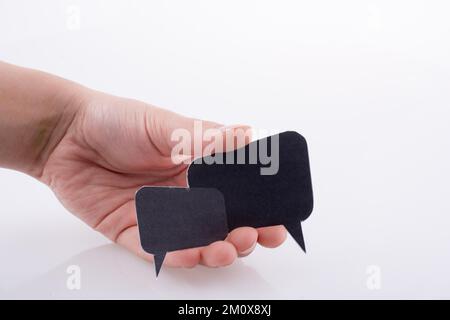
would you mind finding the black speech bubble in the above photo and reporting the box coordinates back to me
[135,187,228,276]
[187,131,313,252]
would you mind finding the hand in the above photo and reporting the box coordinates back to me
[39,89,287,269]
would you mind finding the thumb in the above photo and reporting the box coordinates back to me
[155,108,252,163]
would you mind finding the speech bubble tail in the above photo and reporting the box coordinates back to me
[286,222,306,253]
[154,252,166,277]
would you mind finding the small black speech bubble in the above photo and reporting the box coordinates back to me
[187,131,313,252]
[135,187,228,276]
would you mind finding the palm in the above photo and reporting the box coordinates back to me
[41,93,287,268]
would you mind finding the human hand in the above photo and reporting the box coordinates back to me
[38,89,287,269]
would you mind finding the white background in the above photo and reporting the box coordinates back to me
[1,0,450,299]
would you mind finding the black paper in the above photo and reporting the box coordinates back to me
[135,187,229,276]
[187,131,313,251]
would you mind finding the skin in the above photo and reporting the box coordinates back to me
[0,61,287,269]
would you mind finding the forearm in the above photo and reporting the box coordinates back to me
[0,61,82,178]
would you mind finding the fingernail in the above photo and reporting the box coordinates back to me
[239,242,257,257]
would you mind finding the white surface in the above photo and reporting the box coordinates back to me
[1,0,450,299]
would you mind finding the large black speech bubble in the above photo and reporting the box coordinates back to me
[135,187,228,276]
[187,131,313,252]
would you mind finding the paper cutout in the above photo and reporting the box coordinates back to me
[135,131,313,276]
[188,131,313,252]
[135,187,228,276]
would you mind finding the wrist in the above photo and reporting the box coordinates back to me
[28,81,86,179]
[0,62,87,178]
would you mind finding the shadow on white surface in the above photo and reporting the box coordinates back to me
[9,244,275,299]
